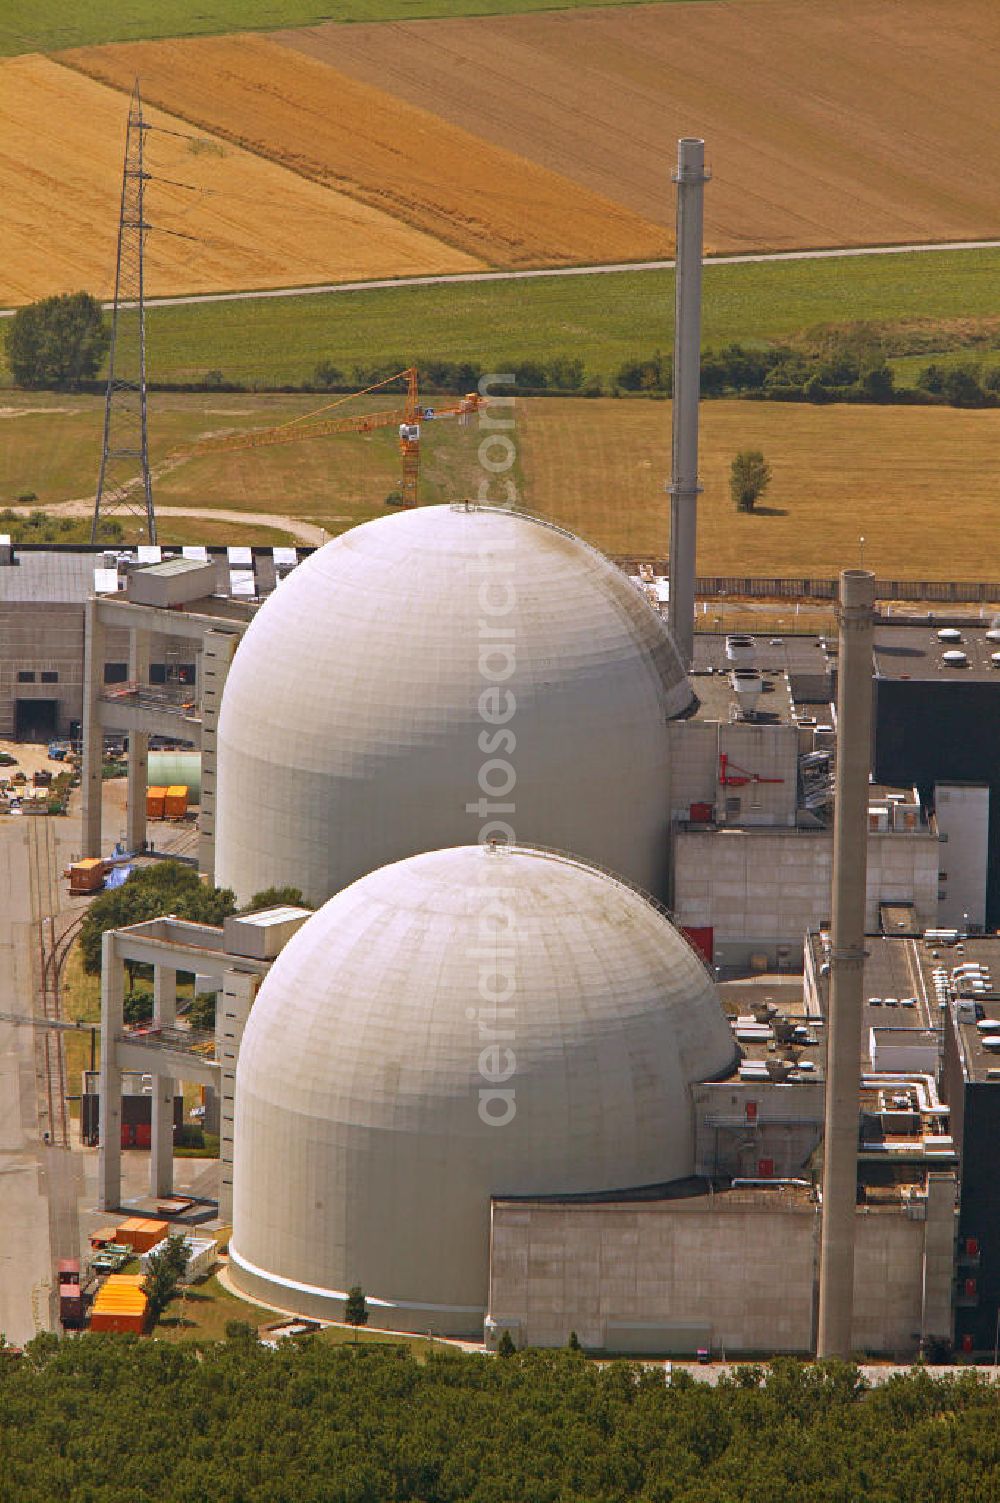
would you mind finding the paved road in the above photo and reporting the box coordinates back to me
[3,238,1000,318]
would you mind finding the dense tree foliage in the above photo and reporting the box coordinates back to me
[239,885,309,915]
[79,862,237,975]
[142,1236,191,1323]
[1,1341,999,1502]
[5,292,110,388]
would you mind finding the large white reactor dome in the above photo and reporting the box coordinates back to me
[215,505,693,907]
[229,844,737,1335]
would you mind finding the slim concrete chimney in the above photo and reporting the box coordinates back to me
[667,137,709,667]
[816,567,876,1359]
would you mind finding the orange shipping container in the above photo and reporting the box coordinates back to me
[112,1217,169,1254]
[90,1274,148,1334]
[89,1309,146,1334]
[163,784,188,819]
[146,786,167,819]
[69,858,105,894]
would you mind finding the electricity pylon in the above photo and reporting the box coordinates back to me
[91,81,156,545]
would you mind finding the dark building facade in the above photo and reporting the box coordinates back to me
[942,1004,1000,1354]
[873,629,1000,926]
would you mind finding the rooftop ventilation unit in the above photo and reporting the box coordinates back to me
[730,667,764,716]
[987,628,1000,644]
[942,650,968,667]
[991,653,1000,668]
[937,627,963,643]
[725,633,756,664]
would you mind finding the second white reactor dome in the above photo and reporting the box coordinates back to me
[229,844,737,1334]
[215,505,694,907]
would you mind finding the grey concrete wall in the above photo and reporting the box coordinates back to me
[0,603,87,736]
[488,1188,954,1356]
[489,1197,818,1354]
[673,827,939,967]
[668,718,801,827]
[0,601,182,741]
[692,1080,825,1179]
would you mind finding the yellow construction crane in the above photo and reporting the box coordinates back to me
[191,366,482,509]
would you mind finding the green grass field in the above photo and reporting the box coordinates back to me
[107,249,1000,390]
[0,0,690,57]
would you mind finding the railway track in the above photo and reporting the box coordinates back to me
[24,820,198,1150]
[25,818,83,1152]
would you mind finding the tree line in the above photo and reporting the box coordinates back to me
[2,1338,1000,1502]
[7,292,1000,407]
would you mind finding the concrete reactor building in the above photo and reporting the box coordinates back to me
[214,504,694,908]
[228,844,737,1334]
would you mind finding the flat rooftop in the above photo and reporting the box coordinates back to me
[806,930,941,1045]
[873,623,1000,683]
[687,666,796,725]
[495,1170,927,1212]
[716,979,823,1084]
[937,935,1000,1084]
[692,633,830,677]
[0,544,311,607]
[808,930,1000,1086]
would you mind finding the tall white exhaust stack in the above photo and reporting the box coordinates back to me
[816,567,875,1359]
[667,137,709,667]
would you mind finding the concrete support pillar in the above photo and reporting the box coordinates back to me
[921,1172,957,1343]
[198,630,238,881]
[98,931,124,1211]
[667,137,709,668]
[149,963,177,1197]
[216,968,260,1225]
[817,568,875,1359]
[126,626,150,855]
[81,598,105,859]
[151,1075,175,1199]
[153,965,177,1028]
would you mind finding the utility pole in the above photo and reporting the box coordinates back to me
[92,80,156,545]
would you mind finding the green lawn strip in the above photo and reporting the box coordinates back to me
[110,249,1000,390]
[0,0,697,57]
[155,1271,439,1355]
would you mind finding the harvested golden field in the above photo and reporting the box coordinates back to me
[517,399,1000,579]
[8,391,1000,582]
[288,0,1000,253]
[0,55,480,305]
[60,34,670,268]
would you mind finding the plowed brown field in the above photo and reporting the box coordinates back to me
[280,0,1000,253]
[60,34,671,268]
[0,55,481,305]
